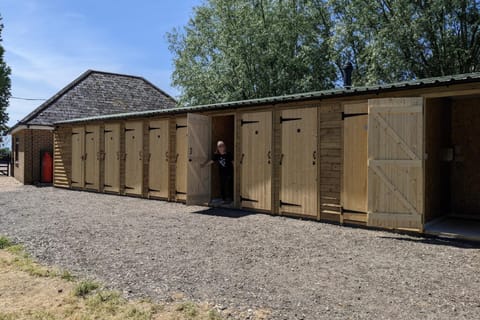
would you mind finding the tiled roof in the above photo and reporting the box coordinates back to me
[56,72,480,125]
[9,70,176,132]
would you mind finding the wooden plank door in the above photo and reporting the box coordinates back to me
[84,125,101,191]
[175,117,188,201]
[148,119,169,199]
[71,126,85,188]
[367,98,424,230]
[124,121,144,195]
[280,108,318,217]
[104,123,121,193]
[187,113,211,205]
[343,113,368,212]
[240,111,272,211]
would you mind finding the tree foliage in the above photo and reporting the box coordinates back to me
[168,0,336,105]
[331,0,480,85]
[0,15,11,134]
[169,0,480,104]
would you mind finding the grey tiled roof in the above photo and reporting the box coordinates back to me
[57,71,480,124]
[10,70,176,130]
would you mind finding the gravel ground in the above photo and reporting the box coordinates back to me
[1,176,479,320]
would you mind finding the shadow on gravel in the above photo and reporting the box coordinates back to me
[379,235,480,249]
[192,207,257,219]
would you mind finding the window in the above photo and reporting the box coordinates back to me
[15,137,19,166]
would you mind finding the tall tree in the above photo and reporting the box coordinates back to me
[0,15,11,134]
[168,0,336,106]
[331,0,480,85]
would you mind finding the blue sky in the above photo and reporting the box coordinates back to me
[2,0,202,128]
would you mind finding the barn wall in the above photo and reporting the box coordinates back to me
[53,127,72,188]
[318,103,343,223]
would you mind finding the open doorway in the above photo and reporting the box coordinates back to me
[425,95,480,240]
[210,115,235,207]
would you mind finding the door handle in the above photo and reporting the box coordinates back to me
[313,150,317,165]
[175,153,179,163]
[267,151,271,164]
[165,151,169,162]
[280,153,284,165]
[240,153,245,164]
[139,151,143,161]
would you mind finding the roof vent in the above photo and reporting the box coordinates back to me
[343,61,354,89]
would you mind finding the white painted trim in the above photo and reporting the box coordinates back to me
[9,125,54,135]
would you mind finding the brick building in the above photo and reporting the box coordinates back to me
[7,70,176,184]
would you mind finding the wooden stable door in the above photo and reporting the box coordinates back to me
[240,111,272,211]
[280,108,318,217]
[343,109,368,213]
[367,98,424,230]
[71,127,85,188]
[175,117,188,201]
[148,119,169,199]
[187,113,211,205]
[104,123,121,193]
[84,125,101,191]
[124,121,144,195]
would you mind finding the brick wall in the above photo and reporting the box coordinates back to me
[12,129,53,185]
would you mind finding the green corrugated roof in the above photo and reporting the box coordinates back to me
[56,72,480,125]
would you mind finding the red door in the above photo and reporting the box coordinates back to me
[41,151,53,183]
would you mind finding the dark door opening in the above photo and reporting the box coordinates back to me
[425,95,480,240]
[210,115,235,206]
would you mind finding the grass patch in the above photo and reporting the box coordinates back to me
[0,236,13,249]
[60,270,75,281]
[73,280,100,297]
[176,301,199,318]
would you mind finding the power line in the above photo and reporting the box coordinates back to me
[11,96,47,101]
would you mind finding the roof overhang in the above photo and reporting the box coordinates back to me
[8,125,54,135]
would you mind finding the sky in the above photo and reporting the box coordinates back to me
[1,0,202,130]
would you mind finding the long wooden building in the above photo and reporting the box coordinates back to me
[53,72,480,239]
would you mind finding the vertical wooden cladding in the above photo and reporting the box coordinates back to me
[104,123,121,193]
[71,126,85,188]
[175,117,188,201]
[148,119,169,199]
[367,98,424,230]
[279,108,318,217]
[124,121,144,195]
[84,125,101,191]
[240,111,272,211]
[342,102,368,214]
[186,113,211,205]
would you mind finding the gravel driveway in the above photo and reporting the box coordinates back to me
[1,176,479,320]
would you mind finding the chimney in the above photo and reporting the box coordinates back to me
[343,61,353,89]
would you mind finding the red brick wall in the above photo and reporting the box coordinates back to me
[12,129,53,185]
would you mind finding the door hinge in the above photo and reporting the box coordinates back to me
[280,200,302,207]
[149,127,161,131]
[124,128,135,132]
[149,188,161,192]
[71,132,79,136]
[103,184,113,188]
[280,116,302,123]
[124,186,135,190]
[85,182,94,186]
[176,124,187,130]
[85,131,94,134]
[176,190,187,195]
[341,112,368,120]
[240,120,260,126]
[240,196,258,203]
[104,129,113,133]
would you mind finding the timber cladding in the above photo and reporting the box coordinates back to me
[53,127,72,188]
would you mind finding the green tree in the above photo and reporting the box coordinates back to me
[168,0,337,106]
[330,0,480,85]
[0,15,11,134]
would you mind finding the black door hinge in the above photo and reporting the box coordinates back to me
[240,196,258,203]
[176,190,187,195]
[240,120,260,126]
[176,124,187,130]
[280,117,302,123]
[149,127,161,131]
[280,200,302,207]
[341,112,368,120]
[149,188,161,192]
